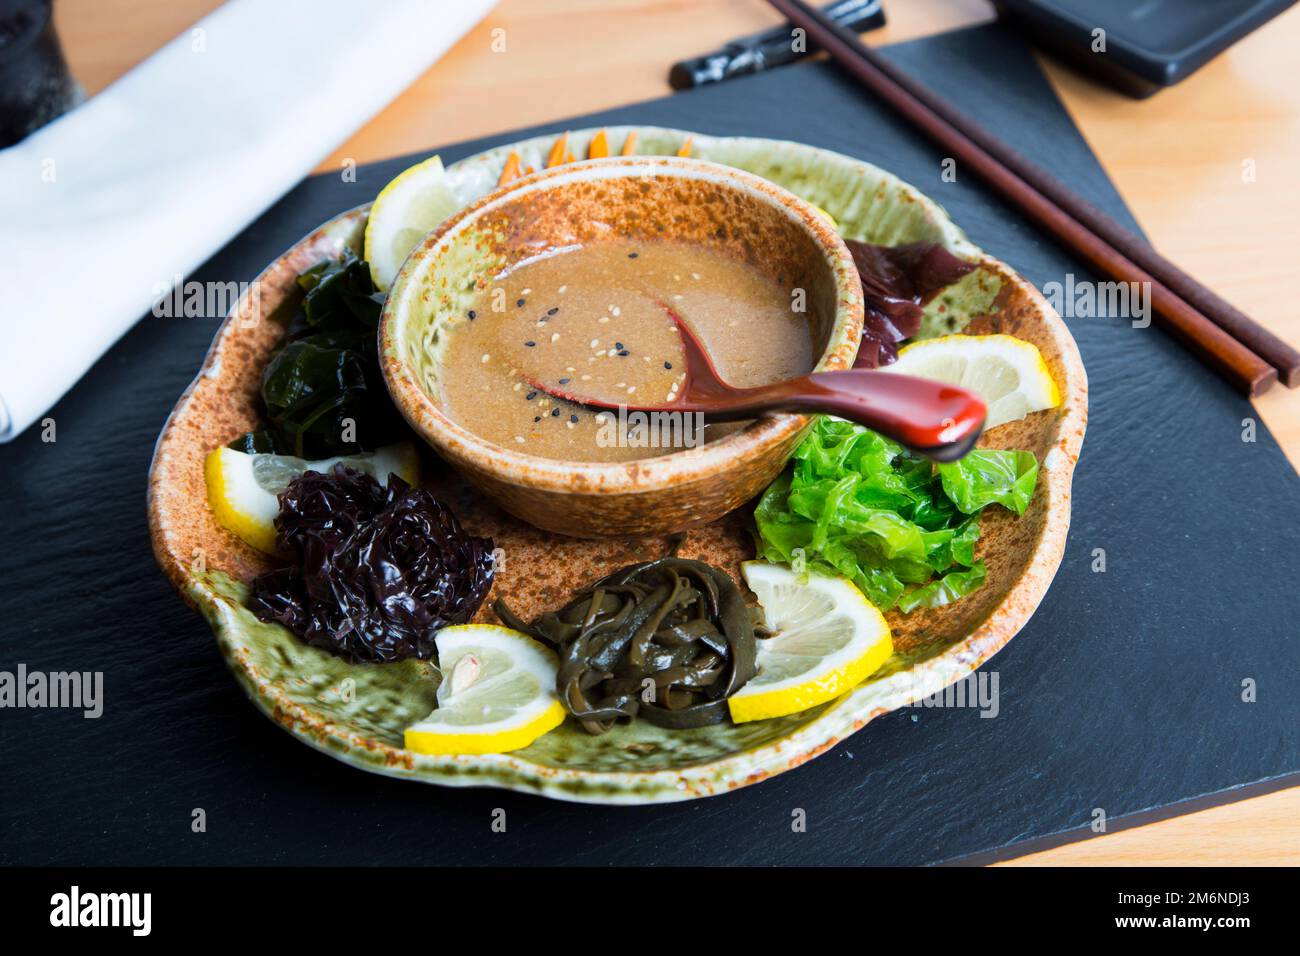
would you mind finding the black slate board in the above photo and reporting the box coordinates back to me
[1,23,1297,867]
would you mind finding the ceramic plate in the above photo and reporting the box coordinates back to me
[148,127,1087,804]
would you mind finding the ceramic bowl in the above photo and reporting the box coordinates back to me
[380,156,864,538]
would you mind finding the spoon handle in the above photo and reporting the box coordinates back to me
[706,369,987,461]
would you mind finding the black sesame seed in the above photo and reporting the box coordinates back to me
[467,309,477,320]
[570,414,579,423]
[615,342,624,350]
[516,298,526,308]
[628,252,638,259]
[547,307,559,315]
[618,350,630,357]
[551,408,560,417]
[533,416,542,423]
[526,390,537,400]
[524,341,536,347]
[558,378,570,384]
[664,361,673,369]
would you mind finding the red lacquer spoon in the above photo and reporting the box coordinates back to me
[528,301,987,461]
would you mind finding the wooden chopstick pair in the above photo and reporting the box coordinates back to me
[766,0,1300,396]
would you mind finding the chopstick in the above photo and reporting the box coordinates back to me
[766,0,1298,396]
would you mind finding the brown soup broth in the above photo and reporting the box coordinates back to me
[441,239,814,462]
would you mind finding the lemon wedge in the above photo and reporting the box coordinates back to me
[404,625,566,755]
[885,333,1061,430]
[204,442,420,554]
[728,562,893,724]
[363,154,462,291]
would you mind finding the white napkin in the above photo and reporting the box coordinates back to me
[0,0,495,441]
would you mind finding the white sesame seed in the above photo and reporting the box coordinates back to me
[551,332,560,343]
[514,436,525,443]
[627,386,636,394]
[581,374,592,381]
[598,316,610,323]
[480,353,491,363]
[612,306,621,316]
[692,272,701,280]
[615,382,626,388]
[558,285,567,293]
[590,339,600,348]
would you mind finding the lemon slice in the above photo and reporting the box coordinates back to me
[728,562,893,724]
[204,442,420,554]
[404,625,566,755]
[885,333,1061,430]
[363,155,462,291]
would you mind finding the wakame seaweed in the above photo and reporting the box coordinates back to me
[230,253,407,458]
[753,418,1038,612]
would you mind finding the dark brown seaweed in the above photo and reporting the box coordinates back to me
[249,465,495,663]
[495,558,757,734]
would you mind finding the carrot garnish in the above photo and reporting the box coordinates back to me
[621,131,637,156]
[677,136,693,158]
[546,132,570,168]
[498,151,522,186]
[588,129,610,159]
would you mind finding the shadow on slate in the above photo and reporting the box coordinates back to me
[1,22,1296,866]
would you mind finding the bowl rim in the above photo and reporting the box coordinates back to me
[378,155,865,495]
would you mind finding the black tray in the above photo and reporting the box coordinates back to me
[995,0,1298,97]
[1,22,1296,866]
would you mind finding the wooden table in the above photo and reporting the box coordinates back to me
[54,0,1300,866]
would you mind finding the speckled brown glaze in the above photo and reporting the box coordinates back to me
[148,128,1087,804]
[148,207,369,602]
[379,157,863,538]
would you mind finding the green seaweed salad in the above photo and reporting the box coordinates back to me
[754,418,1039,613]
[231,253,406,458]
